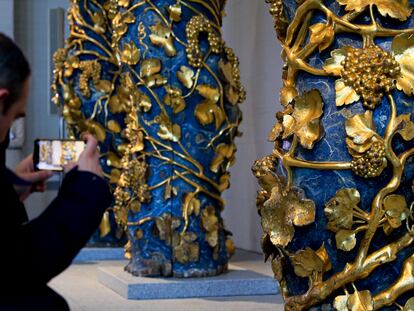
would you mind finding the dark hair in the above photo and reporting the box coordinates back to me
[0,33,31,113]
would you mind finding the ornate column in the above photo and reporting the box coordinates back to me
[254,0,414,309]
[53,0,245,277]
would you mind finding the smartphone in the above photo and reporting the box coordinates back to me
[34,139,86,171]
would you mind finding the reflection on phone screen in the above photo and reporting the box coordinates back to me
[37,141,85,171]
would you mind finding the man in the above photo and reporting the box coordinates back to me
[0,34,113,310]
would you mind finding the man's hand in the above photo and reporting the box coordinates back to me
[14,155,53,202]
[77,134,104,177]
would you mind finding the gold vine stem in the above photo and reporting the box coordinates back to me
[285,231,414,310]
[127,216,153,226]
[145,135,205,174]
[147,173,188,191]
[126,1,146,14]
[372,253,414,309]
[69,31,114,60]
[141,150,220,192]
[71,6,114,55]
[356,94,399,265]
[174,169,224,203]
[272,137,352,190]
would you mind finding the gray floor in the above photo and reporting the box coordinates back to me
[50,249,285,311]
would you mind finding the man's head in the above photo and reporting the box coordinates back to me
[0,33,31,143]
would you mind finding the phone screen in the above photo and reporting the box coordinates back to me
[34,140,85,171]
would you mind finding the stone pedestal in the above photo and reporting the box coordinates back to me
[98,263,279,300]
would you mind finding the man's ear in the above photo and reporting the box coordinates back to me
[0,89,10,113]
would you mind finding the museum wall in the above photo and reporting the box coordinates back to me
[222,1,283,252]
[1,0,283,252]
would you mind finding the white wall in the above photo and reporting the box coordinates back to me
[0,0,14,36]
[222,0,283,252]
[14,0,69,218]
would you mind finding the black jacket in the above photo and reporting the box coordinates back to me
[0,141,112,310]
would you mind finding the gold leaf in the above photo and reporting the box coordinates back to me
[168,3,182,22]
[404,298,414,311]
[347,290,373,311]
[106,152,122,169]
[109,95,127,114]
[115,206,128,226]
[84,120,106,142]
[262,181,315,247]
[146,74,167,88]
[164,86,186,113]
[393,34,414,96]
[137,91,152,112]
[109,169,121,184]
[107,120,121,133]
[64,56,80,78]
[196,84,221,102]
[268,122,284,142]
[122,11,135,23]
[183,193,201,217]
[335,229,357,252]
[129,200,141,213]
[309,22,334,52]
[201,206,219,248]
[95,80,113,93]
[149,23,176,57]
[337,0,412,21]
[155,213,181,246]
[140,58,161,77]
[210,144,235,173]
[325,188,360,232]
[395,114,414,141]
[323,47,350,75]
[62,106,84,125]
[315,243,332,273]
[173,232,199,264]
[218,59,241,105]
[195,100,225,130]
[345,111,376,146]
[157,113,181,142]
[333,295,349,311]
[290,247,324,278]
[226,239,235,258]
[383,194,409,229]
[121,41,141,65]
[282,90,324,149]
[99,211,111,238]
[218,173,230,192]
[112,11,135,41]
[91,11,106,34]
[177,66,194,89]
[119,0,130,7]
[68,96,81,109]
[280,85,298,106]
[130,131,145,153]
[335,79,360,107]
